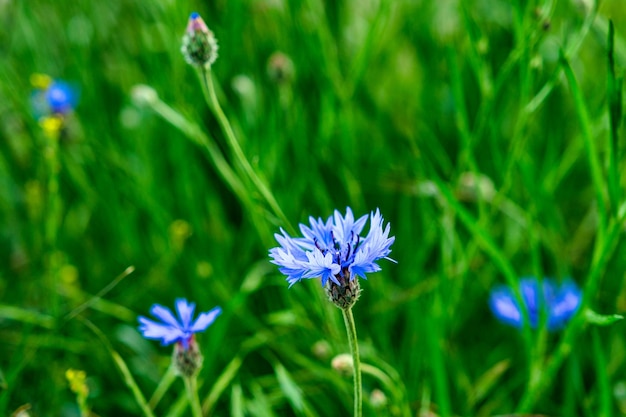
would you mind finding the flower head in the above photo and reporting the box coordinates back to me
[269,207,395,308]
[181,12,218,68]
[267,51,295,85]
[138,298,221,349]
[488,277,582,330]
[130,84,159,107]
[46,81,77,114]
[30,74,78,118]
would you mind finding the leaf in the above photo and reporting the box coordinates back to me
[0,368,6,390]
[584,308,624,326]
[470,359,511,407]
[274,362,304,413]
[230,384,244,417]
[78,317,155,417]
[0,305,55,329]
[246,383,277,417]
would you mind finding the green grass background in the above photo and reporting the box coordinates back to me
[1,0,626,416]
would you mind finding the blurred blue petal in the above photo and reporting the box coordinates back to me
[488,287,523,327]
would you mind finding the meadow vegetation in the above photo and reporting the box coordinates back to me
[1,0,626,416]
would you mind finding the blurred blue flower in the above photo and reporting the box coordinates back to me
[31,76,78,118]
[45,81,77,114]
[269,207,395,287]
[489,277,582,330]
[138,299,221,349]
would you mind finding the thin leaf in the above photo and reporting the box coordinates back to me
[469,359,511,407]
[64,266,135,321]
[0,305,55,329]
[274,362,304,413]
[584,309,624,326]
[78,317,155,417]
[231,384,244,417]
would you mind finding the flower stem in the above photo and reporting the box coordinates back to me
[184,375,203,417]
[43,124,62,317]
[342,307,362,417]
[200,68,294,235]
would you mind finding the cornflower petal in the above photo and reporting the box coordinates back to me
[350,247,382,279]
[191,307,222,332]
[332,207,368,245]
[175,298,196,329]
[488,286,523,327]
[549,280,582,328]
[362,210,395,259]
[304,251,341,286]
[138,317,185,345]
[300,216,334,249]
[138,299,221,348]
[269,247,309,283]
[274,229,309,260]
[150,304,181,328]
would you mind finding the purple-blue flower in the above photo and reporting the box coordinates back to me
[45,81,77,114]
[488,277,582,330]
[138,299,221,349]
[31,79,78,117]
[269,207,395,287]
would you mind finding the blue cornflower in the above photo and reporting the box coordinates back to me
[138,298,221,349]
[488,277,582,330]
[45,81,77,114]
[270,207,395,308]
[31,77,78,118]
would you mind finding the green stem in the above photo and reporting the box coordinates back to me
[592,328,612,417]
[44,128,62,317]
[148,365,176,410]
[560,51,607,241]
[184,375,203,417]
[201,69,294,234]
[342,308,362,417]
[148,98,274,246]
[516,216,623,411]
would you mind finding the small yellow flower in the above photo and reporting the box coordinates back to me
[39,115,64,140]
[66,368,90,416]
[30,73,53,89]
[66,368,88,397]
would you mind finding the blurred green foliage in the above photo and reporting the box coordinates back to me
[1,0,626,416]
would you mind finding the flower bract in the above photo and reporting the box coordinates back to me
[181,12,218,68]
[138,298,221,349]
[269,207,395,287]
[488,277,582,330]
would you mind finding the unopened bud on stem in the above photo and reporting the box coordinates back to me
[173,336,204,378]
[181,12,218,69]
